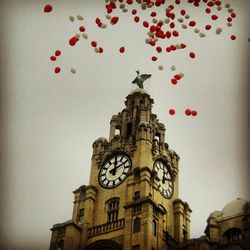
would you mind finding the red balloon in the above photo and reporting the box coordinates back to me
[180,9,186,16]
[231,12,236,18]
[95,18,101,25]
[99,47,104,53]
[171,78,177,85]
[156,46,162,53]
[151,56,158,61]
[211,15,218,20]
[79,26,85,32]
[189,21,196,27]
[111,16,119,25]
[189,52,195,59]
[132,9,137,15]
[54,67,61,74]
[181,43,187,49]
[172,30,179,37]
[205,24,211,30]
[205,8,211,14]
[169,109,175,115]
[191,110,197,116]
[174,74,181,80]
[231,35,236,40]
[44,4,53,13]
[170,45,176,51]
[207,1,214,7]
[151,12,157,17]
[150,41,156,46]
[143,21,149,28]
[185,109,192,116]
[91,41,97,47]
[166,47,171,53]
[69,37,78,46]
[119,47,125,53]
[165,31,171,39]
[170,22,175,29]
[55,50,61,56]
[134,16,140,23]
[50,56,56,61]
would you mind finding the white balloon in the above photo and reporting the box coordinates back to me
[158,65,164,71]
[77,15,84,21]
[82,33,88,39]
[171,65,176,71]
[216,27,222,35]
[181,24,187,29]
[199,32,206,38]
[69,15,75,22]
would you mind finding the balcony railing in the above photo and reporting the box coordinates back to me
[88,218,125,238]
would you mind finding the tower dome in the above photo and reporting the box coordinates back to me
[222,197,247,218]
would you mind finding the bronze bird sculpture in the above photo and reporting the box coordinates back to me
[132,71,151,89]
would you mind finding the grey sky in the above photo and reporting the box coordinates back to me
[0,0,249,249]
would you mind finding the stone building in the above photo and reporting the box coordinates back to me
[174,198,250,250]
[49,89,249,250]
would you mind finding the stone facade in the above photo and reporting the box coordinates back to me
[50,89,191,250]
[49,89,249,250]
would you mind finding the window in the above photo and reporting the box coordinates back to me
[57,226,66,236]
[133,217,141,233]
[183,225,187,241]
[155,132,160,143]
[224,228,243,243]
[106,198,119,222]
[132,245,140,250]
[78,208,84,224]
[57,240,64,250]
[132,204,141,214]
[152,220,157,236]
[127,122,132,137]
[134,191,140,200]
[115,126,121,136]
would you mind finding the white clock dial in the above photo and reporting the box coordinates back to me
[99,155,131,188]
[154,161,174,199]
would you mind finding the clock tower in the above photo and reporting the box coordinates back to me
[50,88,192,250]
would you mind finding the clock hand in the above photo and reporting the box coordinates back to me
[109,161,127,175]
[109,157,118,175]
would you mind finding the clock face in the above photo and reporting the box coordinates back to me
[154,161,174,199]
[99,154,132,189]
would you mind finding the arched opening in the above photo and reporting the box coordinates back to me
[106,197,120,223]
[133,217,141,233]
[223,228,243,243]
[85,239,123,250]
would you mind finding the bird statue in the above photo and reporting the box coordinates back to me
[132,70,151,89]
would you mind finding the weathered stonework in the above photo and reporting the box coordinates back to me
[50,88,249,250]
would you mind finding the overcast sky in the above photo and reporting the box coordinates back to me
[0,0,249,249]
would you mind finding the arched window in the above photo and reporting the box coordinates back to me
[183,225,187,241]
[152,220,157,236]
[133,217,141,233]
[106,197,120,222]
[223,228,243,243]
